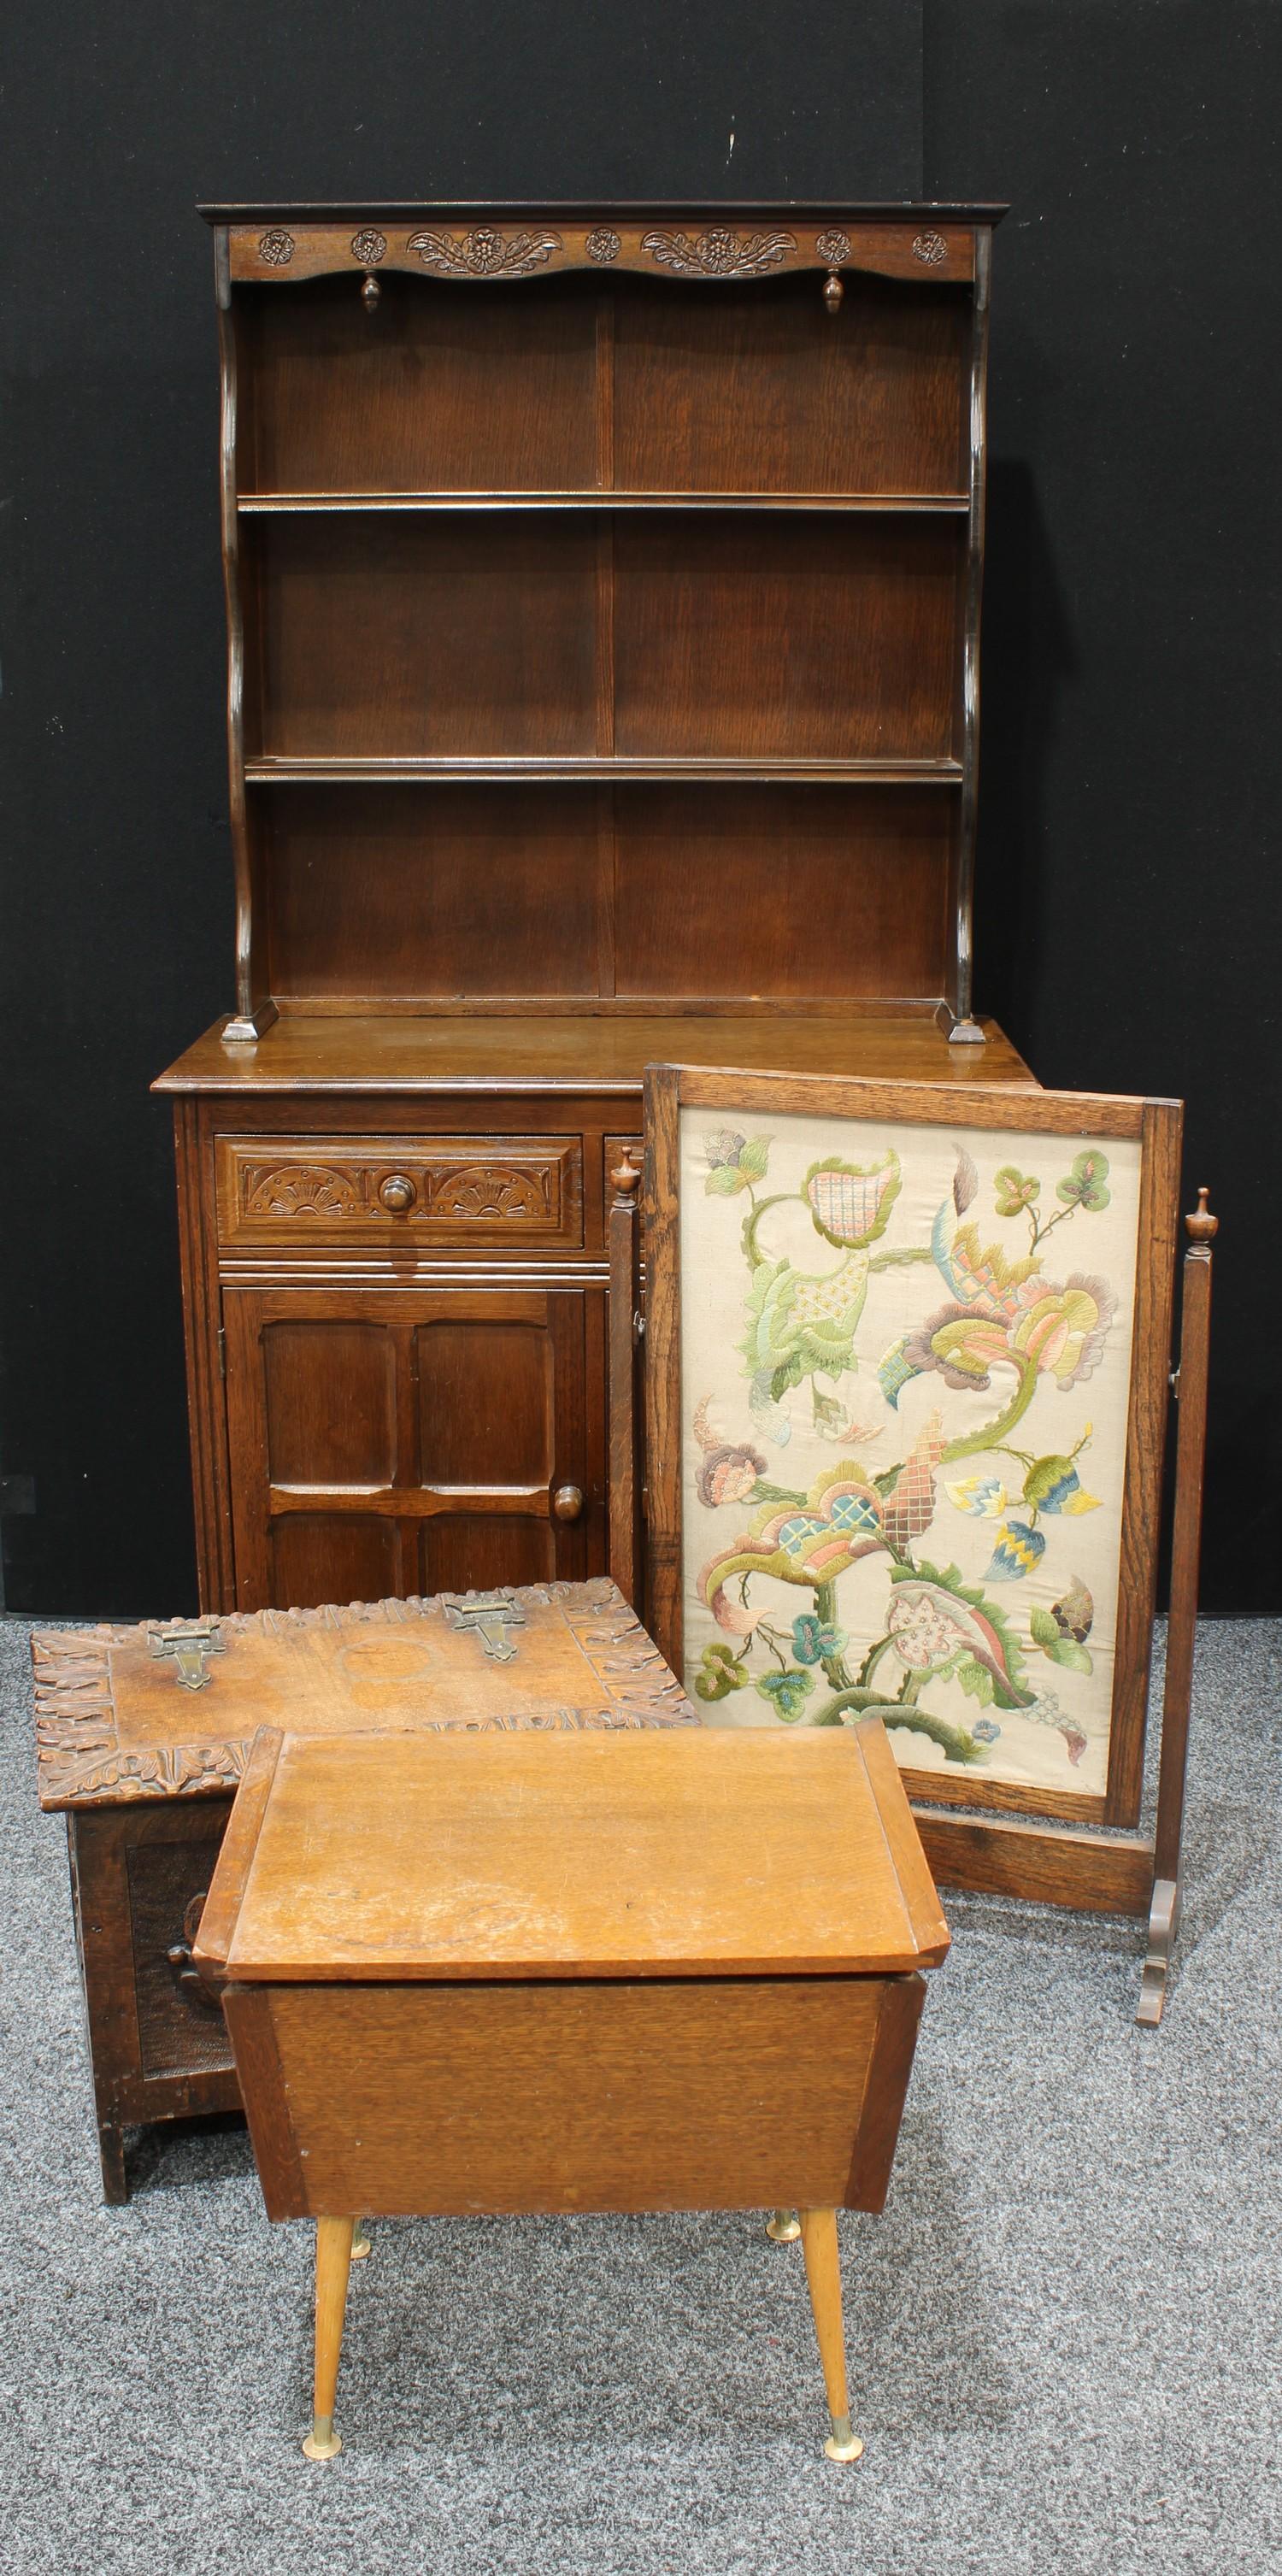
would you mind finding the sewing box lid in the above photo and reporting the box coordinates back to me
[194,1718,950,1986]
[32,1580,695,1812]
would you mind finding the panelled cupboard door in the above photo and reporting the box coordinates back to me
[222,1287,595,1611]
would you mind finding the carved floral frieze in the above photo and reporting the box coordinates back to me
[244,1163,367,1219]
[641,226,797,279]
[232,219,969,291]
[236,1156,564,1226]
[406,225,563,279]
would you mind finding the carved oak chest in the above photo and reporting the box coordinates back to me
[32,1579,695,2201]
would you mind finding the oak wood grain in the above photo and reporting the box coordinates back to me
[156,1012,1038,1093]
[197,1721,950,1985]
[914,1810,1154,1915]
[230,1973,903,2220]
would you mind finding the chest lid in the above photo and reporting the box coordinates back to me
[32,1580,693,1812]
[194,1718,950,1986]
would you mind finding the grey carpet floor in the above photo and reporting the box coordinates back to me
[1,1613,1279,2576]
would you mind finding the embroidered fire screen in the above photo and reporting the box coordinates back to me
[644,1070,1182,1828]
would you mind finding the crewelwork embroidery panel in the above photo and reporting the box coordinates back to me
[678,1107,1143,1800]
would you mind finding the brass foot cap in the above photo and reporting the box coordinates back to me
[351,2228,372,2261]
[766,2212,801,2243]
[302,2426,343,2461]
[824,2414,863,2462]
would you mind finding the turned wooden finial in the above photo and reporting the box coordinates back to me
[822,270,844,316]
[1185,1185,1217,1249]
[611,1151,642,1200]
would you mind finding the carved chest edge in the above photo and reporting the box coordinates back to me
[32,1579,697,1811]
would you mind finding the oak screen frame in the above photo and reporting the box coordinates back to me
[642,1065,1183,1844]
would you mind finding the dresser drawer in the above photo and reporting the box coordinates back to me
[215,1136,584,1250]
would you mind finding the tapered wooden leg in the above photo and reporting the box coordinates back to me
[302,2216,356,2460]
[799,2208,863,2462]
[766,2207,801,2242]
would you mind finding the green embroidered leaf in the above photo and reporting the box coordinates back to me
[1047,1637,1094,1674]
[1028,1604,1061,1650]
[1056,1149,1111,1213]
[737,1136,772,1181]
[694,1644,749,1702]
[993,1164,1039,1217]
[955,1656,995,1706]
[770,1356,806,1400]
[705,1162,750,1197]
[750,1481,809,1506]
[756,1666,816,1720]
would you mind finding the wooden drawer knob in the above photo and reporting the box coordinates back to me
[552,1484,584,1523]
[378,1173,417,1214]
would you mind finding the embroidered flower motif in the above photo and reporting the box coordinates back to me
[791,1613,847,1667]
[743,1251,873,1400]
[993,1166,1039,1216]
[942,1223,1041,1315]
[704,1132,771,1195]
[1020,1452,1100,1516]
[889,1276,1114,1403]
[699,1462,887,1628]
[1056,1150,1111,1214]
[756,1667,816,1720]
[695,1644,748,1703]
[946,1475,1009,1520]
[1052,1577,1094,1643]
[885,1567,1034,1709]
[985,1520,1047,1581]
[812,1393,884,1445]
[696,1442,767,1509]
[972,1717,1003,1744]
[804,1150,901,1249]
[1030,1591,1095,1674]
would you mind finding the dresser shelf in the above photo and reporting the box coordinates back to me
[156,200,1014,1620]
[238,491,973,515]
[244,756,966,785]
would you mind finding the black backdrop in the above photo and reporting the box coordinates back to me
[1,3,1276,1615]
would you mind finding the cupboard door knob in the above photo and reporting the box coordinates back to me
[379,1173,417,1214]
[552,1484,584,1523]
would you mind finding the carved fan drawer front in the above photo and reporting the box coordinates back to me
[215,1136,584,1250]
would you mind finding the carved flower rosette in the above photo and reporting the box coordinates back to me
[406,225,563,280]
